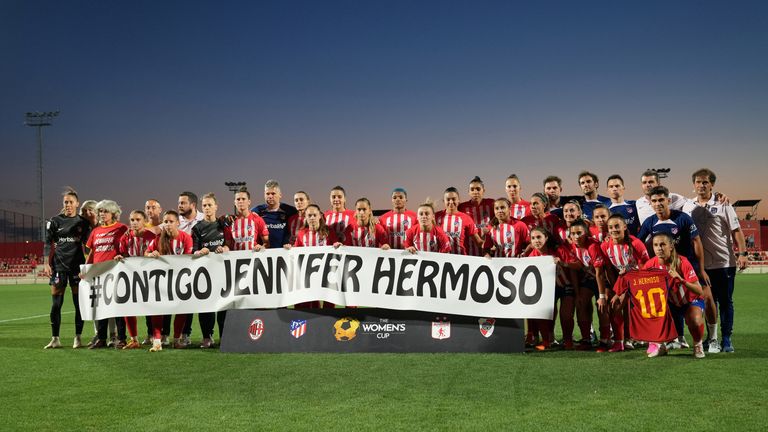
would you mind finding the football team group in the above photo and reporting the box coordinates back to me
[41,168,748,356]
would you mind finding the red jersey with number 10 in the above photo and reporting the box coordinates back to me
[613,269,678,343]
[643,256,701,306]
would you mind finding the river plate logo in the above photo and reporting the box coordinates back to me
[334,317,360,341]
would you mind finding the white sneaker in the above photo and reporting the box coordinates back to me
[694,342,706,359]
[666,340,681,350]
[679,336,690,349]
[623,340,635,350]
[73,335,83,349]
[44,337,62,349]
[107,336,117,348]
[149,339,163,352]
[182,334,191,346]
[141,336,153,346]
[161,335,169,346]
[87,334,99,348]
[707,339,721,354]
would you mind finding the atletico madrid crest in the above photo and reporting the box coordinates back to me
[478,318,495,338]
[290,319,307,339]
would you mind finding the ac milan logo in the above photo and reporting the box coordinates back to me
[290,319,307,339]
[248,319,264,340]
[478,318,495,338]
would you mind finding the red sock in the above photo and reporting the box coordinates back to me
[611,311,624,341]
[124,316,137,338]
[562,316,574,341]
[151,316,164,340]
[173,315,186,339]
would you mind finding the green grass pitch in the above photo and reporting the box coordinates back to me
[1,275,767,431]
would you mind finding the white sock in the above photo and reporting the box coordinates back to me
[708,324,718,340]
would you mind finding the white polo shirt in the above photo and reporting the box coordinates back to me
[682,194,741,269]
[179,211,204,235]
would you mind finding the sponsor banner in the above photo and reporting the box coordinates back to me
[79,246,556,320]
[220,308,524,353]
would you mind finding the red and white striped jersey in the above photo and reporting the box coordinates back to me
[147,230,193,255]
[435,210,477,255]
[344,223,389,247]
[590,225,608,243]
[510,199,531,220]
[324,209,356,243]
[643,256,701,306]
[287,213,305,245]
[458,198,495,256]
[404,225,451,253]
[530,245,577,286]
[600,235,649,273]
[483,221,530,258]
[294,228,339,247]
[521,214,567,242]
[119,229,156,257]
[378,210,417,249]
[571,237,606,279]
[227,213,269,251]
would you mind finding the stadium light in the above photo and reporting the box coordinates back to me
[225,181,247,193]
[24,111,60,243]
[648,168,671,179]
[225,181,247,214]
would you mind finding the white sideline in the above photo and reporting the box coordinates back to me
[0,310,73,324]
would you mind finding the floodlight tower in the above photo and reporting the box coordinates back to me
[24,111,59,242]
[648,167,671,179]
[225,181,247,213]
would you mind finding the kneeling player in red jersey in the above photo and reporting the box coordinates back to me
[642,232,706,358]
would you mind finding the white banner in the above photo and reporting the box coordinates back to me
[79,246,555,320]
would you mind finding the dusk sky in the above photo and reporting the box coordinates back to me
[2,1,767,222]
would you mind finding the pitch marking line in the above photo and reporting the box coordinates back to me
[0,311,74,324]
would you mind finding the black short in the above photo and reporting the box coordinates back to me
[555,285,575,299]
[50,271,80,290]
